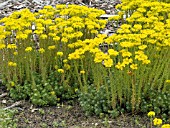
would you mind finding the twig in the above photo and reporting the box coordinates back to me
[3,101,22,110]
[0,93,8,98]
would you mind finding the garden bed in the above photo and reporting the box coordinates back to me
[0,85,150,128]
[0,0,170,128]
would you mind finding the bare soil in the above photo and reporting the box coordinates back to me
[0,85,150,128]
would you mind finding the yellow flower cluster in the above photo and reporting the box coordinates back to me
[10,81,15,87]
[153,118,163,126]
[7,44,17,49]
[162,124,170,128]
[8,61,17,67]
[57,52,63,57]
[80,70,85,74]
[147,111,170,128]
[105,0,170,70]
[147,111,155,117]
[0,4,106,63]
[38,48,45,53]
[0,43,5,49]
[57,69,64,73]
[25,47,32,52]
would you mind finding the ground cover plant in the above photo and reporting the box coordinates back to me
[0,0,170,127]
[0,108,17,128]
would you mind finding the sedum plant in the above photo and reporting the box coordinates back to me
[76,0,170,118]
[0,1,169,121]
[0,5,106,105]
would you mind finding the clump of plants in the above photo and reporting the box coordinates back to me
[141,90,170,123]
[0,5,106,106]
[147,111,170,128]
[0,109,18,128]
[0,0,169,122]
[78,85,112,116]
[75,0,170,121]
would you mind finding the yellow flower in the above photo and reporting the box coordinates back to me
[10,81,15,87]
[109,15,121,21]
[63,59,68,63]
[162,124,170,128]
[133,24,142,31]
[166,80,170,83]
[24,30,32,35]
[104,59,113,68]
[43,19,53,25]
[64,27,74,33]
[122,51,132,57]
[142,59,151,64]
[75,88,78,92]
[40,34,48,39]
[64,64,70,70]
[147,111,155,117]
[123,58,133,65]
[50,91,55,95]
[153,118,162,126]
[135,53,148,61]
[87,25,94,30]
[8,61,17,67]
[57,52,63,57]
[108,49,119,56]
[54,65,58,70]
[53,36,60,41]
[130,64,138,70]
[80,70,85,74]
[91,30,98,34]
[57,69,64,73]
[48,45,56,50]
[120,41,134,48]
[138,45,147,50]
[38,48,45,53]
[115,62,124,70]
[25,47,32,52]
[61,37,68,43]
[16,33,28,40]
[34,30,43,35]
[68,53,80,60]
[7,44,17,49]
[0,43,5,49]
[13,52,18,55]
[74,32,83,38]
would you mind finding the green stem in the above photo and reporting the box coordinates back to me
[74,61,83,91]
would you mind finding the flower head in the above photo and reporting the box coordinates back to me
[166,80,170,83]
[130,64,138,70]
[38,48,45,53]
[108,49,119,56]
[57,52,63,57]
[57,69,64,73]
[50,91,55,95]
[10,81,15,87]
[7,44,17,49]
[147,111,155,117]
[153,118,162,126]
[8,61,17,67]
[48,45,56,50]
[80,70,85,74]
[25,47,32,52]
[162,124,170,128]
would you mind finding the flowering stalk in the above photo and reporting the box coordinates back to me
[74,61,83,91]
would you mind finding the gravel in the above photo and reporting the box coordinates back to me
[0,0,121,19]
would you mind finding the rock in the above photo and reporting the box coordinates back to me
[2,99,7,104]
[0,0,10,9]
[106,10,111,14]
